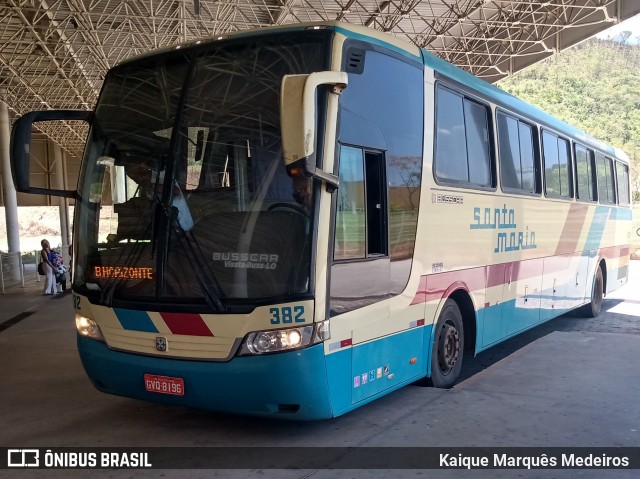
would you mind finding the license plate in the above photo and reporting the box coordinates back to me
[144,374,185,396]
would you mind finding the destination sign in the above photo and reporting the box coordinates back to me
[93,266,153,280]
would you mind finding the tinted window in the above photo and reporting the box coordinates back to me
[542,130,571,198]
[435,88,467,182]
[464,100,492,186]
[338,50,423,266]
[519,123,536,193]
[497,111,537,193]
[74,32,327,304]
[596,154,615,204]
[334,146,365,260]
[335,47,424,311]
[616,161,630,205]
[435,86,492,187]
[574,144,596,202]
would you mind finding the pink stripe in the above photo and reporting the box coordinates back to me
[601,244,630,261]
[410,245,631,306]
[555,203,589,255]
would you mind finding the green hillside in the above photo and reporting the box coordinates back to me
[498,37,640,201]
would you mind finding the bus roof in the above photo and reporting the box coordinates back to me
[116,21,422,67]
[114,21,627,164]
[422,49,628,163]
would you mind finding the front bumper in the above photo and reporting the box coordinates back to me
[77,335,334,420]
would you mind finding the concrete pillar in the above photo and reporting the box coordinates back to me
[53,143,70,266]
[0,98,21,280]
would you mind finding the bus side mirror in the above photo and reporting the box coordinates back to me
[280,71,347,190]
[10,109,92,198]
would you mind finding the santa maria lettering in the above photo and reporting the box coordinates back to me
[469,204,537,253]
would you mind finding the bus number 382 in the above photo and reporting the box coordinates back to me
[269,306,305,324]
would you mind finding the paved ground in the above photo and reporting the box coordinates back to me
[0,262,639,478]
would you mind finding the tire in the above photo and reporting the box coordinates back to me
[580,266,604,318]
[430,299,464,389]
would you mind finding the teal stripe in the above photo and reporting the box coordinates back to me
[609,207,632,221]
[114,308,158,333]
[583,206,610,254]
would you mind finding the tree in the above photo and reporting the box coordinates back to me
[498,39,640,201]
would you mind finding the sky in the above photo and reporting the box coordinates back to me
[595,13,640,43]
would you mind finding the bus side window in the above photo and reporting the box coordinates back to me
[542,130,572,199]
[334,146,387,261]
[595,153,616,204]
[434,86,493,189]
[574,144,597,202]
[616,161,630,206]
[497,111,539,194]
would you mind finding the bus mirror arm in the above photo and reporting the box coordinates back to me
[280,71,347,193]
[309,167,339,193]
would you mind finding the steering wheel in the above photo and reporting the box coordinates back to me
[267,202,309,217]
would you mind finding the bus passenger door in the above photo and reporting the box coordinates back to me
[330,146,389,316]
[326,43,425,409]
[329,145,425,405]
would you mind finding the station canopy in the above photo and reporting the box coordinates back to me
[1,0,639,158]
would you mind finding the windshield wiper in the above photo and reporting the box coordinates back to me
[169,200,227,312]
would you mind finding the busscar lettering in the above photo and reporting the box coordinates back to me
[432,193,464,205]
[212,252,279,270]
[93,266,153,280]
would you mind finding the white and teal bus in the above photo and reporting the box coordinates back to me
[11,22,631,419]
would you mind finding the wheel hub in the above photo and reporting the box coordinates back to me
[438,322,460,372]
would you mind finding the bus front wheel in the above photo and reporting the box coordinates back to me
[430,299,464,388]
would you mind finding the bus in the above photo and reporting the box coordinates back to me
[10,22,632,420]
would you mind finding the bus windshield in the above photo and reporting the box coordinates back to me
[73,31,329,308]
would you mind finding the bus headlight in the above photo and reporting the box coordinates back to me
[239,321,330,355]
[75,314,104,341]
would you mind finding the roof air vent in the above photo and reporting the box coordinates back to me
[346,48,365,74]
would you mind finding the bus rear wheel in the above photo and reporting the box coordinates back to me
[580,266,604,318]
[430,300,464,389]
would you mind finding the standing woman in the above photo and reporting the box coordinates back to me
[40,239,57,295]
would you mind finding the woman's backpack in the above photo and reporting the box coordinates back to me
[37,262,45,276]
